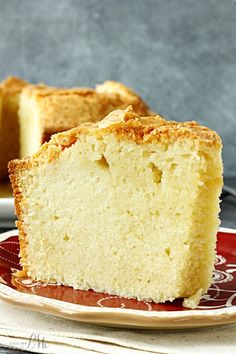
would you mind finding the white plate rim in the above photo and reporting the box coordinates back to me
[0,227,236,328]
[0,198,15,220]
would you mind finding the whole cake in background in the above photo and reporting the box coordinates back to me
[0,77,28,181]
[9,106,223,309]
[0,86,2,126]
[19,80,151,158]
[0,77,151,181]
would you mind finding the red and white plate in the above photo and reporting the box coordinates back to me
[0,228,236,329]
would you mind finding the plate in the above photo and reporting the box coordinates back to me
[0,228,236,329]
[0,183,15,227]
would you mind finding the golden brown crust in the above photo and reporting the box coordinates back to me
[42,130,64,144]
[95,81,150,116]
[47,105,221,147]
[8,159,29,275]
[22,83,95,97]
[0,76,28,94]
[20,81,151,132]
[13,106,222,170]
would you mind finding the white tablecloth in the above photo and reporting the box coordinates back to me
[0,300,236,354]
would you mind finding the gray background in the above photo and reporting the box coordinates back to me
[0,0,235,175]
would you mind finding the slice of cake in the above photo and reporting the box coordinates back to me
[0,77,150,180]
[9,106,223,308]
[0,86,2,122]
[0,77,28,180]
[19,81,150,158]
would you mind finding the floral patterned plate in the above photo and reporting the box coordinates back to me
[0,228,236,329]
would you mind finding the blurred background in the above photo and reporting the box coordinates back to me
[0,0,235,176]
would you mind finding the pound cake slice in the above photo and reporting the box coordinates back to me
[0,87,2,131]
[19,81,150,158]
[9,106,223,308]
[0,77,28,180]
[0,86,2,119]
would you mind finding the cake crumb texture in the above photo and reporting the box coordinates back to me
[9,107,223,307]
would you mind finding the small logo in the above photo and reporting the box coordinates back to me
[26,332,48,350]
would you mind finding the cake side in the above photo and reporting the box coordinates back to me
[9,107,223,308]
[8,158,31,274]
[18,82,151,158]
[0,87,2,130]
[0,77,28,180]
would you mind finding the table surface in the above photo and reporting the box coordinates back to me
[1,176,236,354]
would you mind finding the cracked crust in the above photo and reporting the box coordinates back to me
[20,81,151,132]
[8,107,222,275]
[0,76,28,93]
[10,106,222,170]
[24,106,221,162]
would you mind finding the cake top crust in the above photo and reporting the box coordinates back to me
[0,76,28,94]
[22,84,96,98]
[22,81,143,99]
[20,81,151,131]
[50,105,221,146]
[10,106,221,170]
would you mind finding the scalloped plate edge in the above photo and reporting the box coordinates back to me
[0,228,236,329]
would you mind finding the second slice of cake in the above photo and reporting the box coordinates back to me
[19,81,150,158]
[9,106,223,308]
[0,77,28,180]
